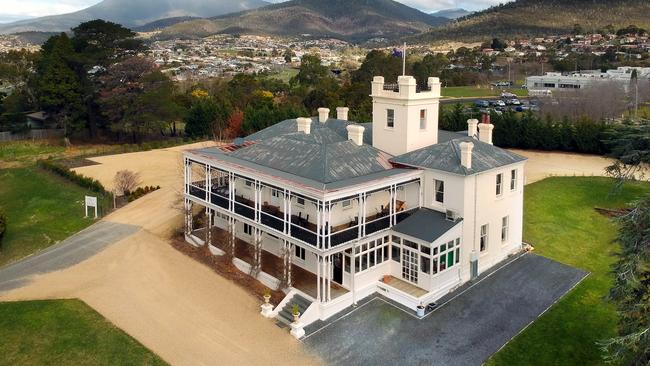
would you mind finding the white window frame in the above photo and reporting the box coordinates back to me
[501,216,509,243]
[434,179,444,204]
[341,199,352,210]
[419,109,427,130]
[480,224,489,252]
[294,245,306,261]
[510,169,517,191]
[271,189,280,198]
[243,223,253,236]
[496,173,503,196]
[386,109,395,128]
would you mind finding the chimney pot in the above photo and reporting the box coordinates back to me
[346,124,365,146]
[459,141,474,169]
[318,108,330,123]
[336,107,349,121]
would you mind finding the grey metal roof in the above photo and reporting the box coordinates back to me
[392,208,462,243]
[244,117,373,145]
[438,130,468,143]
[190,147,413,191]
[391,136,526,175]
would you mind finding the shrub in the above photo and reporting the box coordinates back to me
[114,170,141,196]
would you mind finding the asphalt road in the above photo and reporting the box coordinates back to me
[304,253,587,366]
[0,221,139,292]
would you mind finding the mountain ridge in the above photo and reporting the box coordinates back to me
[0,0,269,35]
[158,0,449,43]
[413,0,650,43]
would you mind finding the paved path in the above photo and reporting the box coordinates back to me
[0,221,139,292]
[304,253,587,366]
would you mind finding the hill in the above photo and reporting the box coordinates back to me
[413,0,650,43]
[430,8,471,20]
[158,0,449,43]
[0,0,269,35]
[136,17,204,32]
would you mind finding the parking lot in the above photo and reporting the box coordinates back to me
[303,253,587,366]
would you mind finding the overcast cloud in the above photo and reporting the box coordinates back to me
[0,0,509,23]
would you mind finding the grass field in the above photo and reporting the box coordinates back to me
[0,299,166,365]
[0,166,107,266]
[487,177,650,366]
[441,86,528,98]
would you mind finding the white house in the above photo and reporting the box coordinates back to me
[183,74,526,334]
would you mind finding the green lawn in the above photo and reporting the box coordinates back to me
[441,86,528,98]
[487,177,650,366]
[0,300,166,365]
[0,166,106,266]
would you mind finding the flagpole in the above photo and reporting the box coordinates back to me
[402,42,406,76]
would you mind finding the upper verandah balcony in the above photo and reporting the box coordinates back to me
[185,159,421,249]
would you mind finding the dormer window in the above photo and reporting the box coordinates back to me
[387,109,395,128]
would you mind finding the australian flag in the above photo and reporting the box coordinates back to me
[392,48,403,58]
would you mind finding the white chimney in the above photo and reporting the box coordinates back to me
[467,119,479,138]
[336,107,349,121]
[346,125,365,146]
[318,108,330,123]
[297,117,311,135]
[478,123,494,145]
[459,141,474,169]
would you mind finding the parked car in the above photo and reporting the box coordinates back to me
[475,100,490,108]
[506,98,521,106]
[494,100,506,107]
[501,92,517,99]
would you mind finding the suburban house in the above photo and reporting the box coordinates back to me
[183,74,526,336]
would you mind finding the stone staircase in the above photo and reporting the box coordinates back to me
[276,293,312,328]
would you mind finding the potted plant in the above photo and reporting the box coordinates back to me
[292,303,300,322]
[416,302,425,317]
[262,288,271,304]
[383,275,391,283]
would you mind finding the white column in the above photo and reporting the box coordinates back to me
[357,193,363,239]
[327,202,332,249]
[316,254,321,302]
[352,242,357,305]
[228,173,235,212]
[316,200,321,249]
[287,192,292,235]
[327,255,332,302]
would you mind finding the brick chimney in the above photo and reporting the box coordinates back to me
[346,125,365,146]
[336,107,349,121]
[297,117,311,135]
[459,141,474,169]
[318,108,330,123]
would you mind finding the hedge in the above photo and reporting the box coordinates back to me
[0,208,6,246]
[37,159,111,196]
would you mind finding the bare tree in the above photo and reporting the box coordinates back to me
[541,80,628,120]
[113,170,141,196]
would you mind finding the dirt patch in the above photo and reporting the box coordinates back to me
[594,207,632,218]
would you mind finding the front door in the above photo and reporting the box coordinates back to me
[332,253,343,285]
[402,248,419,284]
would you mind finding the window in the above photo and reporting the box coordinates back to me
[387,109,395,128]
[342,199,352,210]
[435,179,444,204]
[391,245,401,262]
[243,223,252,236]
[421,256,430,274]
[510,169,517,191]
[355,238,390,273]
[496,173,503,196]
[480,224,489,252]
[501,216,509,242]
[296,197,305,206]
[244,180,253,188]
[419,109,427,130]
[271,189,280,198]
[294,245,305,261]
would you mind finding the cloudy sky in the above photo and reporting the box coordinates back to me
[0,0,507,23]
